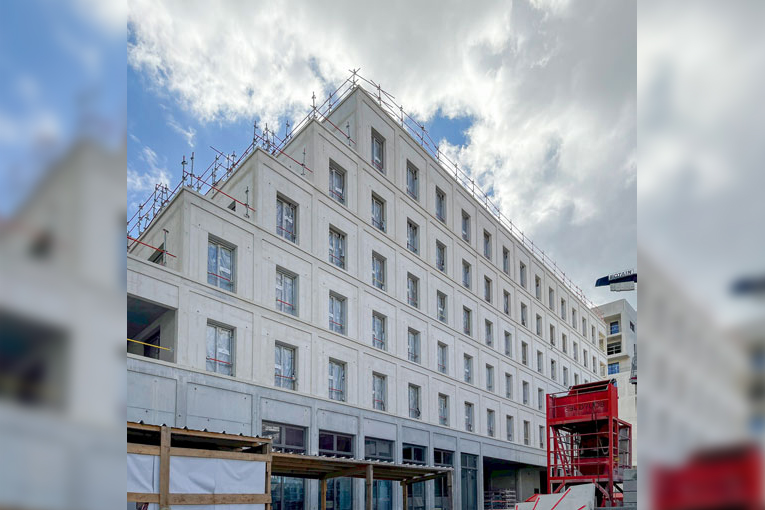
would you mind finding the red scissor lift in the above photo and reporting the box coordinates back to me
[547,380,632,507]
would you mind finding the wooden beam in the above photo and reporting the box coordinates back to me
[167,493,271,504]
[324,466,368,480]
[127,492,159,503]
[366,464,373,510]
[320,478,328,510]
[169,447,269,462]
[159,425,170,510]
[402,472,449,485]
[127,443,160,455]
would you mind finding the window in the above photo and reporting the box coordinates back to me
[206,324,233,375]
[435,241,446,272]
[434,450,454,509]
[502,247,509,274]
[207,239,234,292]
[562,334,568,353]
[607,342,622,355]
[463,307,472,335]
[592,325,597,342]
[583,349,589,367]
[371,129,384,172]
[522,381,530,406]
[435,188,446,222]
[484,277,492,302]
[372,312,386,350]
[464,355,473,383]
[537,388,544,411]
[438,394,449,425]
[464,403,474,432]
[437,291,448,322]
[329,293,346,334]
[406,219,419,254]
[523,421,531,445]
[461,454,478,510]
[328,161,346,204]
[263,422,306,453]
[319,431,353,457]
[328,228,346,269]
[372,252,386,290]
[582,317,587,336]
[371,194,386,231]
[563,367,569,386]
[630,321,635,332]
[503,291,510,315]
[504,332,513,357]
[505,373,513,399]
[483,231,492,259]
[403,444,427,510]
[407,273,419,307]
[551,360,557,381]
[437,343,448,374]
[407,329,421,363]
[506,416,514,441]
[537,351,544,373]
[535,276,541,300]
[536,314,542,336]
[521,303,528,327]
[572,309,577,329]
[573,341,579,361]
[275,269,297,315]
[366,438,394,510]
[276,197,297,243]
[560,298,566,320]
[149,243,166,265]
[406,162,419,199]
[485,320,493,346]
[462,260,471,288]
[486,364,494,392]
[592,356,597,373]
[519,262,527,288]
[609,361,620,375]
[548,287,554,309]
[274,344,296,390]
[610,321,620,334]
[539,425,545,449]
[408,384,422,419]
[575,373,579,385]
[328,360,346,401]
[521,342,528,366]
[550,325,556,346]
[487,409,495,437]
[461,211,470,241]
[372,373,387,411]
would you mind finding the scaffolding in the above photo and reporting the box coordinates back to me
[127,69,604,319]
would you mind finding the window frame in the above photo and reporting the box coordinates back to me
[328,227,346,269]
[206,323,234,376]
[328,160,346,204]
[372,312,387,350]
[406,219,419,254]
[407,328,421,363]
[372,252,386,290]
[371,129,385,172]
[275,268,297,316]
[371,193,386,231]
[328,359,346,401]
[329,292,346,335]
[406,161,419,200]
[274,343,297,390]
[207,238,235,292]
[276,196,298,243]
[435,187,446,222]
[372,372,387,411]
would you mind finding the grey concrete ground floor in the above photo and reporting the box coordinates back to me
[127,356,546,509]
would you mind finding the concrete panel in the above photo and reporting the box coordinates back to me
[317,409,358,434]
[433,433,457,452]
[460,438,481,455]
[186,383,251,434]
[127,371,177,426]
[363,418,397,440]
[401,426,429,446]
[260,397,311,427]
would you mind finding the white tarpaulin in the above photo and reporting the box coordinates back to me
[514,484,596,510]
[127,453,266,510]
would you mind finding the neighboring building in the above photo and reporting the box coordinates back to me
[126,85,609,509]
[594,299,637,377]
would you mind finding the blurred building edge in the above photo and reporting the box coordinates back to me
[0,139,125,509]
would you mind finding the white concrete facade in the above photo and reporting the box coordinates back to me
[594,299,637,377]
[127,86,609,509]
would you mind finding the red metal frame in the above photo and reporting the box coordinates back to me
[546,380,631,507]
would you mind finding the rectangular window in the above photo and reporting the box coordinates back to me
[408,384,422,419]
[487,409,495,437]
[276,197,297,243]
[503,291,510,315]
[372,252,386,290]
[609,361,620,375]
[206,324,233,375]
[523,420,530,446]
[536,314,542,336]
[328,360,346,401]
[328,228,346,269]
[562,334,568,353]
[551,360,557,381]
[519,262,527,288]
[371,194,386,231]
[329,293,346,334]
[437,291,448,323]
[461,211,471,242]
[485,320,493,346]
[522,382,529,406]
[371,130,385,172]
[575,373,580,385]
[372,373,387,411]
[403,444,427,510]
[610,321,620,334]
[549,287,555,309]
[561,299,567,320]
[582,317,587,336]
[407,273,419,308]
[464,402,474,432]
[438,394,449,426]
[592,356,597,374]
[406,162,419,199]
[274,344,296,390]
[521,342,528,366]
[573,341,579,361]
[275,269,297,315]
[537,351,544,373]
[521,303,528,327]
[462,260,471,288]
[328,161,346,204]
[504,332,513,357]
[436,241,446,272]
[572,309,577,329]
[502,247,509,274]
[372,312,386,350]
[319,431,353,457]
[539,425,545,449]
[550,325,556,346]
[535,276,541,300]
[537,388,544,411]
[437,343,448,374]
[563,367,569,386]
[486,364,494,392]
[406,219,419,254]
[630,321,635,332]
[483,231,492,259]
[435,188,446,222]
[484,277,492,302]
[584,349,589,367]
[464,355,473,383]
[593,325,597,342]
[463,307,472,335]
[262,422,306,453]
[408,329,421,363]
[207,239,234,292]
[607,342,622,355]
[506,416,514,441]
[505,373,513,399]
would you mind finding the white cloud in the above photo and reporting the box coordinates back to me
[127,145,171,192]
[128,0,636,306]
[166,116,196,147]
